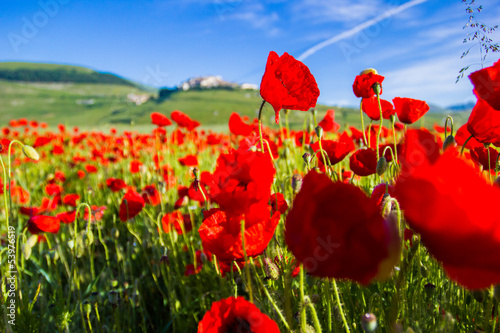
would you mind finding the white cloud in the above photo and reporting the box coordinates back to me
[291,0,386,24]
[223,2,281,36]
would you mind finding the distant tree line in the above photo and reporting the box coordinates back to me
[0,68,135,86]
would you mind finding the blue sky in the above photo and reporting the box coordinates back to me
[1,0,499,108]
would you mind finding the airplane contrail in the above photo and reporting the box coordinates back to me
[297,0,428,61]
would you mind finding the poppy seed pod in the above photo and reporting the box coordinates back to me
[22,145,39,161]
[376,156,388,176]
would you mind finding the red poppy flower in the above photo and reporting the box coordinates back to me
[161,211,192,234]
[198,296,280,333]
[9,185,29,205]
[349,126,364,142]
[106,178,127,192]
[142,185,161,206]
[285,170,399,284]
[45,184,63,196]
[361,97,395,121]
[85,164,98,174]
[470,146,498,170]
[205,149,275,218]
[229,112,254,136]
[318,109,340,132]
[27,215,60,234]
[171,110,200,130]
[178,154,198,167]
[455,124,482,149]
[130,160,143,173]
[199,207,280,262]
[466,97,500,146]
[393,97,430,125]
[62,194,80,207]
[56,210,77,224]
[150,112,172,127]
[20,206,43,216]
[270,192,288,215]
[119,188,145,222]
[82,205,107,222]
[371,183,396,210]
[397,129,441,179]
[469,59,500,110]
[260,51,320,124]
[395,132,500,289]
[311,132,355,171]
[350,148,377,176]
[352,71,385,98]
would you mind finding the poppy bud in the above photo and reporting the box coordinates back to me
[22,145,39,161]
[302,153,311,165]
[443,135,457,151]
[361,313,378,332]
[372,82,382,96]
[376,157,388,176]
[108,291,119,305]
[83,301,92,316]
[292,174,303,193]
[360,68,378,75]
[83,231,94,247]
[22,243,32,260]
[314,126,323,139]
[264,258,280,280]
[111,227,120,239]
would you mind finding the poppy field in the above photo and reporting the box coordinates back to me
[2,52,500,333]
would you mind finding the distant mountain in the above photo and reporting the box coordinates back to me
[446,101,475,112]
[0,62,142,88]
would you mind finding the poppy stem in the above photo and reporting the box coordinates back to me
[299,263,308,332]
[495,153,500,179]
[360,99,368,147]
[444,115,454,139]
[460,134,474,156]
[240,219,253,303]
[0,154,9,236]
[376,93,384,163]
[391,116,399,164]
[250,258,291,331]
[332,278,350,332]
[258,100,266,153]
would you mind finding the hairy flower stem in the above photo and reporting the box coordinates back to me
[460,134,474,155]
[376,93,383,162]
[391,116,399,164]
[360,100,368,146]
[258,100,266,153]
[299,264,308,332]
[240,219,253,303]
[332,278,350,332]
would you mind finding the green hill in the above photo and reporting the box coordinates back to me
[0,62,468,131]
[0,62,136,87]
